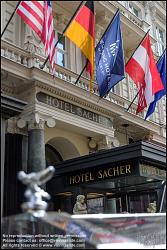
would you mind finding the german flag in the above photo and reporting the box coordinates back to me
[65,1,95,93]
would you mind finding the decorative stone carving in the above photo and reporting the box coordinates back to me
[17,118,27,129]
[97,135,117,150]
[88,138,97,149]
[24,25,44,55]
[54,13,68,31]
[28,119,45,130]
[149,4,156,22]
[112,138,120,147]
[73,195,87,214]
[16,112,56,131]
[46,118,56,128]
[144,131,154,141]
[7,117,27,135]
[143,1,152,25]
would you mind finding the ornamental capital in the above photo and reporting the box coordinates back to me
[16,112,56,131]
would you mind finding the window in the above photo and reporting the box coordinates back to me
[128,3,139,18]
[56,33,66,67]
[155,27,165,56]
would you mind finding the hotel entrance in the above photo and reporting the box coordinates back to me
[47,141,166,214]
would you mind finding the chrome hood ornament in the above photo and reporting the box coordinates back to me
[18,166,55,217]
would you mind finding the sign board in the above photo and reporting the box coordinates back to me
[36,92,113,128]
[68,163,136,186]
[139,164,166,181]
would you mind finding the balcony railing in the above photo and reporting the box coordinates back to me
[1,39,166,128]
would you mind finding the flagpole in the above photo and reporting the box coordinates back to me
[126,88,140,112]
[1,1,21,38]
[74,60,88,85]
[74,8,120,86]
[159,183,166,212]
[125,29,150,66]
[40,1,85,69]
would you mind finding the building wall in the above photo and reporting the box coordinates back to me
[1,1,166,156]
[45,125,89,159]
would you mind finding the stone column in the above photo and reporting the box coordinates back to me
[27,119,46,173]
[17,114,56,173]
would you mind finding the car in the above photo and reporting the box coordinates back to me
[2,211,165,249]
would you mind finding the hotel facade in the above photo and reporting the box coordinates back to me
[1,1,166,216]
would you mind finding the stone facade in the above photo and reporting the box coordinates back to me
[1,1,166,159]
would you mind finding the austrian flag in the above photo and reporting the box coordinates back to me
[126,33,164,114]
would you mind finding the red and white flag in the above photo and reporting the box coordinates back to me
[126,33,164,114]
[16,1,56,74]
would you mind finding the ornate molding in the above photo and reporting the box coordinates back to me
[24,25,44,55]
[53,13,68,31]
[149,3,157,22]
[28,118,45,130]
[17,112,56,131]
[96,135,119,150]
[7,117,27,135]
[34,81,116,118]
[96,12,111,26]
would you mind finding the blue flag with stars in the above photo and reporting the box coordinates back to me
[95,10,125,98]
[145,49,166,120]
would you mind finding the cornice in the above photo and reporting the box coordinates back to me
[1,56,164,137]
[34,81,115,118]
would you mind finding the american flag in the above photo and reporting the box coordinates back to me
[16,1,56,74]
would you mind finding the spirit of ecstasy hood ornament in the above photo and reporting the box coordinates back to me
[18,166,55,217]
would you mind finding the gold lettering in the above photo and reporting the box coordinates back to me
[90,172,94,181]
[113,167,119,176]
[126,165,131,173]
[142,165,147,173]
[70,176,72,185]
[70,176,75,185]
[85,173,90,182]
[107,168,113,176]
[98,170,103,179]
[103,170,108,178]
[74,175,80,184]
[65,103,70,112]
[81,174,85,183]
[120,166,125,175]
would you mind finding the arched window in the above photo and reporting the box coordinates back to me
[45,144,63,167]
